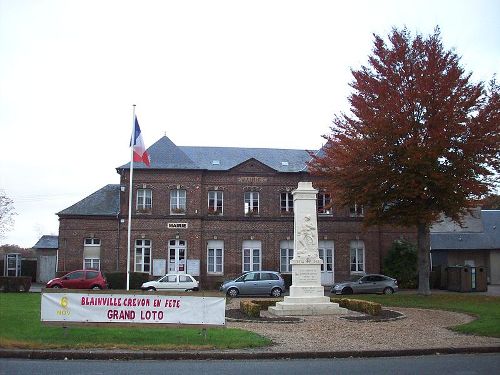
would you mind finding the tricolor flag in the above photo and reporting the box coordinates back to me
[130,116,150,167]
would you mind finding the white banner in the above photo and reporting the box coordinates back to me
[41,292,225,326]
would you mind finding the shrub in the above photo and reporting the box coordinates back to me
[331,297,382,316]
[240,299,282,318]
[105,272,150,290]
[0,276,32,292]
[383,240,418,288]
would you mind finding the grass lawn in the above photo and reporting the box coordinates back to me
[346,292,500,337]
[0,293,271,350]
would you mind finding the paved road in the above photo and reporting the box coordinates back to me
[2,353,500,375]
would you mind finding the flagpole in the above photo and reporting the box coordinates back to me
[126,104,136,291]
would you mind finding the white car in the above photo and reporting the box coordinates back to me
[141,274,199,291]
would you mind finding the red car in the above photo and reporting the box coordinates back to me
[46,270,107,290]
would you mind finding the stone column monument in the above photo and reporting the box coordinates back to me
[269,182,346,316]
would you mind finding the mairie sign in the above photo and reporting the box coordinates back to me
[41,292,225,326]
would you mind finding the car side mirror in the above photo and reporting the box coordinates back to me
[358,280,363,284]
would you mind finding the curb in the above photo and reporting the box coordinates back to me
[1,346,499,360]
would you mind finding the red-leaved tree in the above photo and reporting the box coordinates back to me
[309,27,499,295]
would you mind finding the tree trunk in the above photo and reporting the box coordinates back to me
[417,222,431,295]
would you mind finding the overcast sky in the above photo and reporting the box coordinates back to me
[1,0,499,248]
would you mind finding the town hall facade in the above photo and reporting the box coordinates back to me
[57,136,416,289]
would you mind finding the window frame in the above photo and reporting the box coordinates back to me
[280,241,294,273]
[317,193,332,215]
[170,189,187,214]
[207,240,224,274]
[137,188,152,211]
[244,191,260,215]
[135,239,152,273]
[242,247,261,272]
[350,240,365,273]
[208,191,223,215]
[84,238,101,246]
[280,192,293,213]
[84,258,100,271]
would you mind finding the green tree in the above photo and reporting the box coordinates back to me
[309,27,499,295]
[383,240,418,289]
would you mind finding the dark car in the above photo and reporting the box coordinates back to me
[46,270,108,290]
[219,271,285,297]
[331,274,398,295]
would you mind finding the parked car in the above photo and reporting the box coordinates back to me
[219,271,285,297]
[46,270,107,290]
[141,274,199,291]
[331,274,398,295]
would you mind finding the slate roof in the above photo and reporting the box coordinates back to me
[58,184,120,217]
[33,235,59,249]
[118,136,314,172]
[431,210,500,251]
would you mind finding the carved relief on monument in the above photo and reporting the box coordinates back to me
[293,214,321,264]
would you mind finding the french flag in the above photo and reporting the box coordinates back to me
[131,116,151,167]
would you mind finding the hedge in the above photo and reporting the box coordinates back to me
[0,276,32,292]
[240,299,282,317]
[331,297,382,316]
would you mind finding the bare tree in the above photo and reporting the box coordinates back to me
[0,191,16,240]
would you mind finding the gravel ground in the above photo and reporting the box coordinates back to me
[225,299,500,353]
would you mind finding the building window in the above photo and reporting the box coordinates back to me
[84,258,100,270]
[350,203,364,217]
[84,238,100,246]
[318,193,332,215]
[170,189,186,214]
[280,240,294,273]
[244,192,259,215]
[208,191,223,215]
[137,189,152,211]
[242,240,261,272]
[207,240,223,273]
[350,240,365,273]
[83,238,101,270]
[318,241,334,272]
[135,239,151,273]
[280,192,293,212]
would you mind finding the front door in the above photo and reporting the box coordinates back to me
[168,239,187,273]
[319,241,334,285]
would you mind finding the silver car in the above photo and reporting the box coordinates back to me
[331,274,398,295]
[219,271,285,297]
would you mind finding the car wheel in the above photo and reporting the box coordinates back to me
[91,285,102,290]
[227,288,239,298]
[342,287,353,295]
[383,287,394,295]
[271,288,282,297]
[52,285,62,289]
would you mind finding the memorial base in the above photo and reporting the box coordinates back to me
[268,297,347,316]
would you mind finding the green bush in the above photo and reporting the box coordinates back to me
[240,300,261,317]
[331,297,382,316]
[104,272,150,290]
[0,277,32,292]
[240,299,282,317]
[383,240,418,288]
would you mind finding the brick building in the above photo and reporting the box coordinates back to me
[57,136,416,288]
